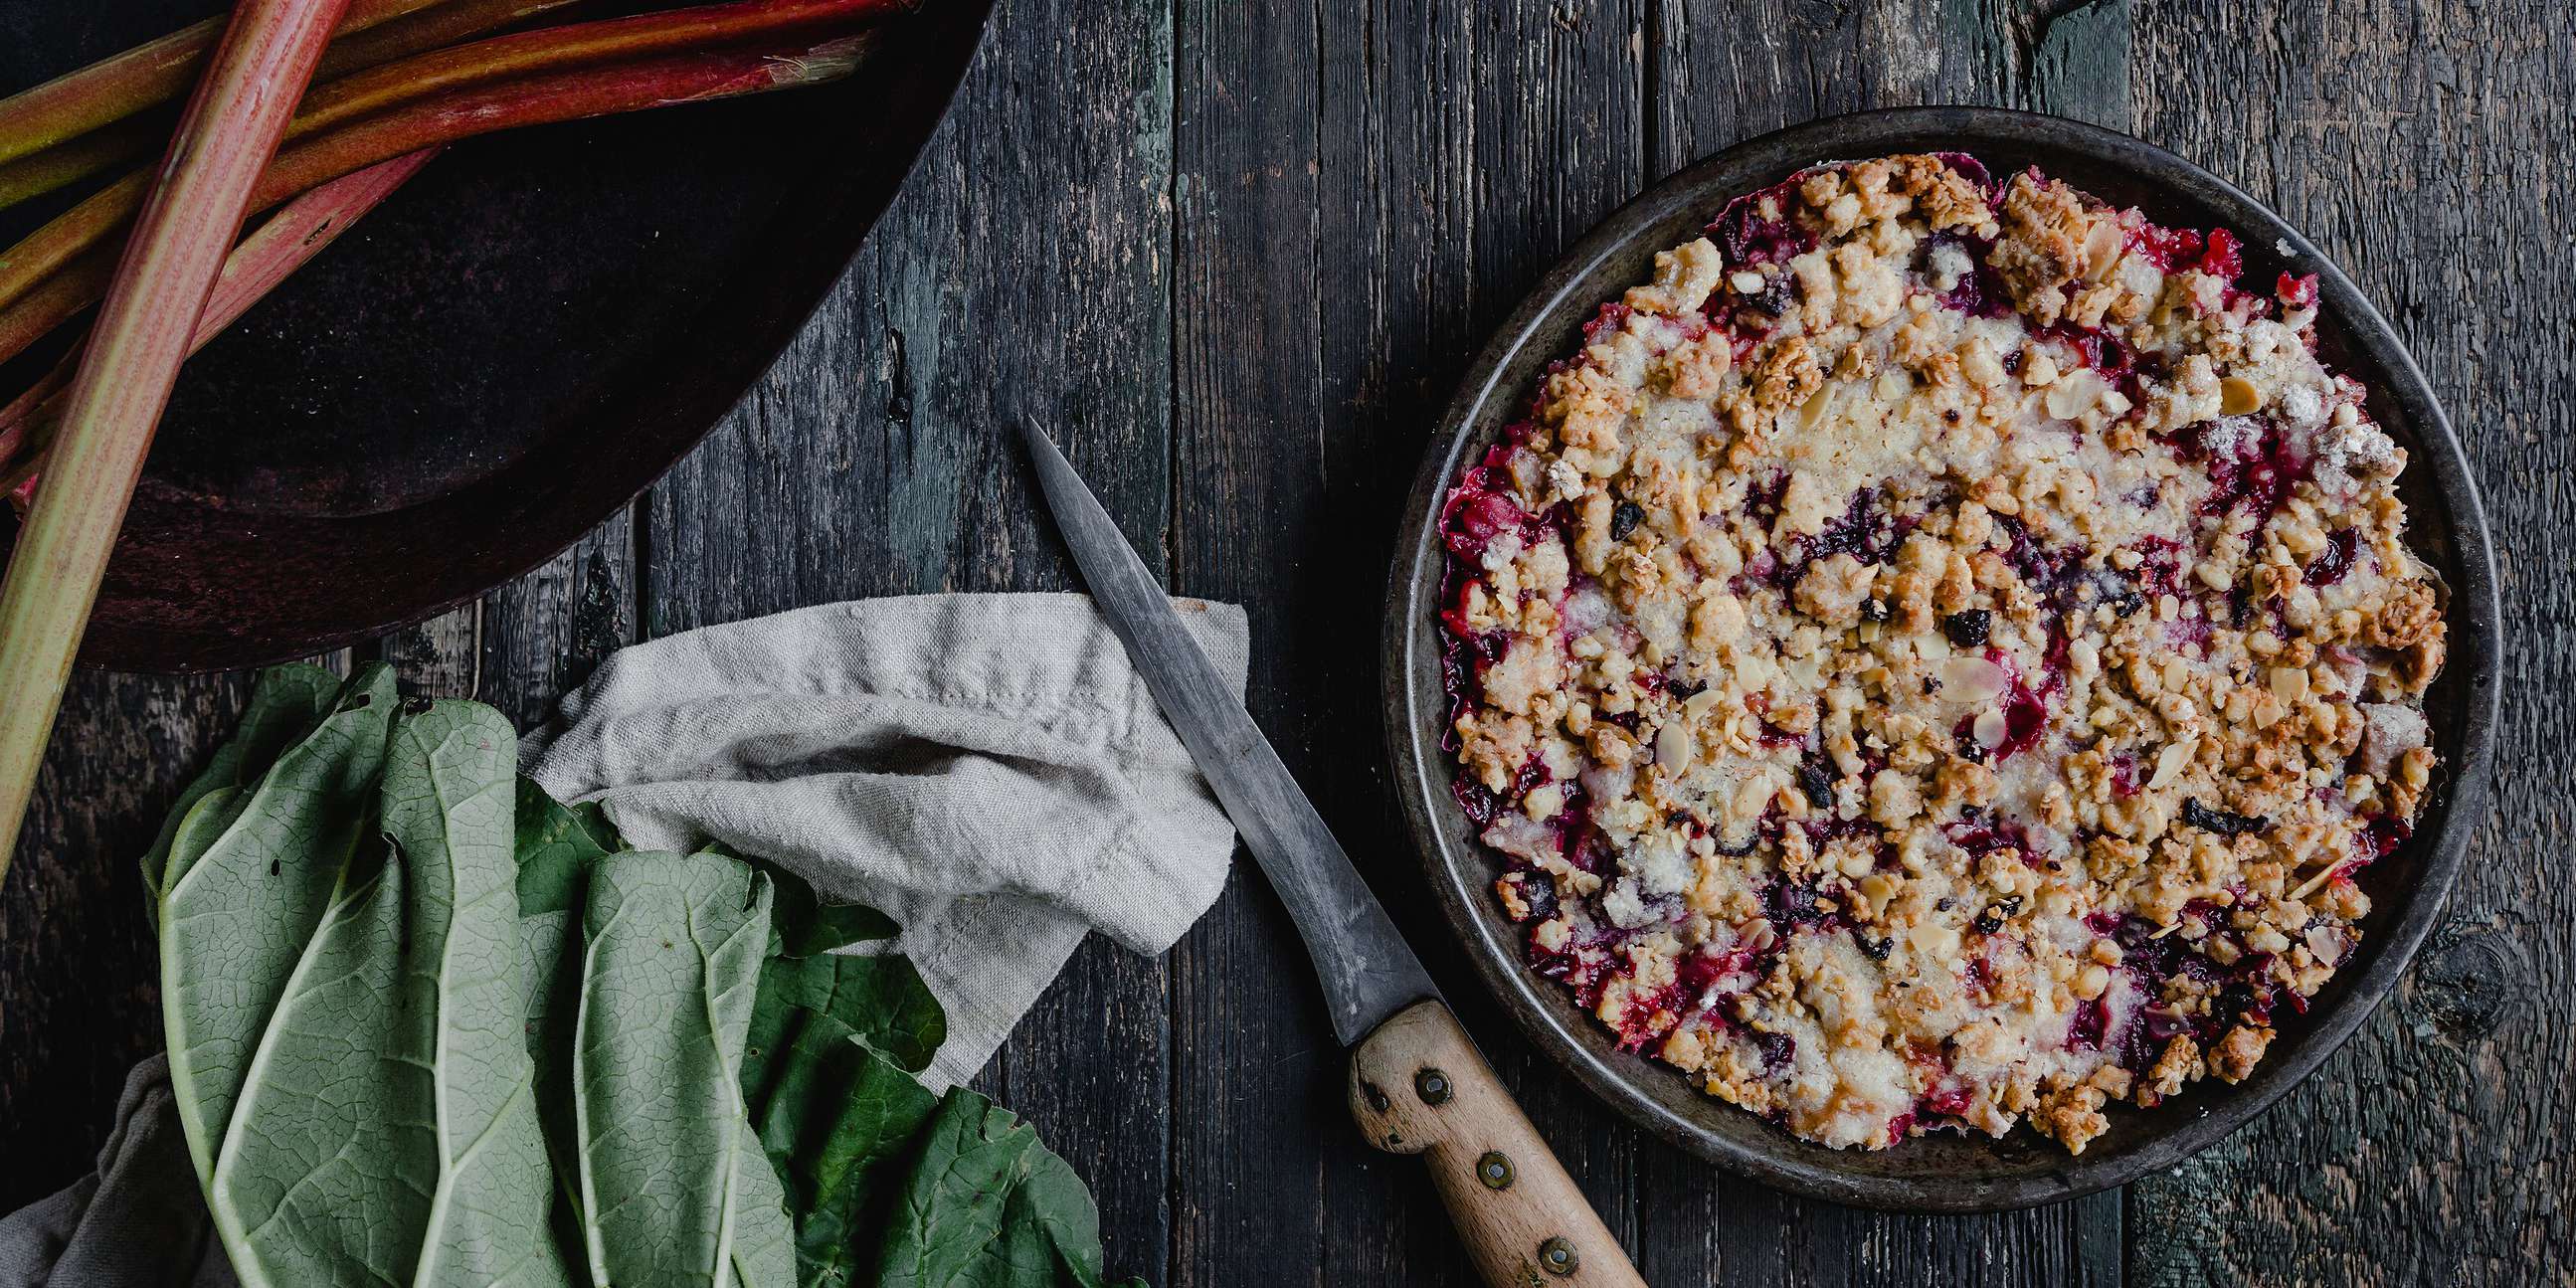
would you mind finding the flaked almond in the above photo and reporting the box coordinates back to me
[1908,923,1962,959]
[1740,918,1778,952]
[1858,872,1899,917]
[1799,386,1835,430]
[1731,270,1766,294]
[1942,655,2009,703]
[2219,375,2264,415]
[1683,687,1723,720]
[2044,370,2103,420]
[1970,707,2010,748]
[1656,721,1695,771]
[2269,664,2309,704]
[2148,737,2198,789]
[2081,220,2124,280]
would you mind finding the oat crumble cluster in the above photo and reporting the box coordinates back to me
[1437,153,2447,1154]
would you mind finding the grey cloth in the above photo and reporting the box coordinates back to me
[0,593,1245,1281]
[525,592,1247,1088]
[0,1057,232,1287]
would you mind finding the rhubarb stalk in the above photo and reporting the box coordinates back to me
[0,0,435,169]
[0,0,584,213]
[0,0,355,872]
[0,149,440,492]
[0,4,897,357]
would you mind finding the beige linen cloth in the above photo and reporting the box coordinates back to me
[0,592,1244,1282]
[524,592,1247,1087]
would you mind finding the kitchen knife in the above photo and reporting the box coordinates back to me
[1015,418,1645,1288]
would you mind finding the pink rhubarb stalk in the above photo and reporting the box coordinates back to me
[291,0,907,138]
[0,0,437,169]
[0,149,439,492]
[0,0,583,212]
[0,0,355,873]
[0,0,906,349]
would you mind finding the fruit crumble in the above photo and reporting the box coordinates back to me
[1437,153,2446,1154]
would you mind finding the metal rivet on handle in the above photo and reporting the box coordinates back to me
[1476,1151,1514,1190]
[1414,1067,1452,1105]
[1538,1236,1579,1276]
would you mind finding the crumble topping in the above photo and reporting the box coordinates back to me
[1437,153,2446,1154]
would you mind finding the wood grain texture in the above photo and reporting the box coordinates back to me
[1351,1002,1647,1288]
[7,0,2569,1282]
[643,0,1180,1276]
[2125,2,2576,1282]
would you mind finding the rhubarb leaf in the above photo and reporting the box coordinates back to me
[745,1015,938,1288]
[138,661,340,916]
[871,1092,1121,1288]
[166,682,570,1285]
[572,850,797,1288]
[161,663,399,1183]
[750,953,945,1081]
[766,868,900,957]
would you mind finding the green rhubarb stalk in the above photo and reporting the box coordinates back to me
[0,0,439,170]
[0,5,898,355]
[0,149,439,492]
[0,0,355,874]
[0,0,584,213]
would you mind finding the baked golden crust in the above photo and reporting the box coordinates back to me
[1438,154,2445,1154]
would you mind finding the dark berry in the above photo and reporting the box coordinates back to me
[1861,598,1889,623]
[1858,933,1893,962]
[1942,609,1991,647]
[1609,500,1645,542]
[2182,798,2270,836]
[1797,757,1835,809]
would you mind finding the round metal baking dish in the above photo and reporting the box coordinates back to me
[1381,106,2500,1212]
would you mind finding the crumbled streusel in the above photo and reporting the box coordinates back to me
[1438,153,2445,1154]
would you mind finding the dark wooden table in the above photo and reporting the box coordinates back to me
[6,1,2568,1283]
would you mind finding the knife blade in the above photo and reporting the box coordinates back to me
[1012,417,1438,1045]
[1016,419,1646,1288]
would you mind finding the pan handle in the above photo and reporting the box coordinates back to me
[1349,1001,1646,1287]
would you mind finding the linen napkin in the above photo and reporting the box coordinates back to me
[0,591,1247,1282]
[524,592,1247,1088]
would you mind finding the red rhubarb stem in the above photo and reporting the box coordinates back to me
[0,149,439,490]
[0,9,892,350]
[0,0,438,169]
[293,0,910,139]
[0,0,354,872]
[0,0,584,213]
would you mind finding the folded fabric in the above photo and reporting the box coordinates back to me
[0,1056,232,1288]
[524,592,1247,1088]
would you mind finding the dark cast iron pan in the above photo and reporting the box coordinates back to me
[1382,107,2501,1212]
[0,0,992,671]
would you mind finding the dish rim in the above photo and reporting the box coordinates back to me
[1380,105,2501,1212]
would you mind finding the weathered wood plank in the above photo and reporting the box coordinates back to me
[2126,1,2576,1281]
[1176,1,1655,1284]
[0,672,246,1209]
[375,603,484,700]
[643,0,1177,1276]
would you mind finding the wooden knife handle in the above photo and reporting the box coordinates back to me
[1348,1001,1646,1287]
